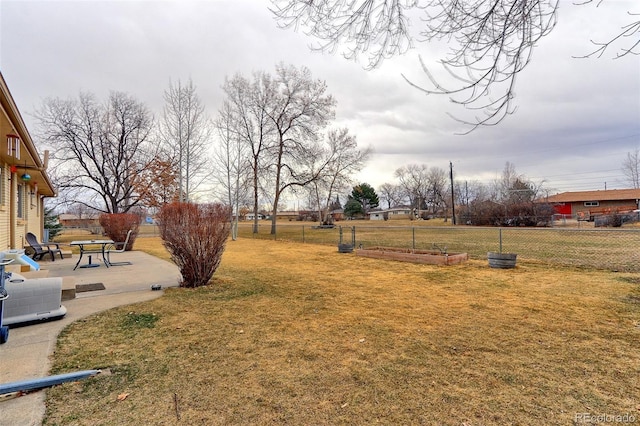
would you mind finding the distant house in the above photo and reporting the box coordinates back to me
[385,206,414,220]
[58,213,100,229]
[274,211,298,221]
[369,209,385,220]
[370,207,414,221]
[245,212,265,221]
[328,209,344,222]
[545,189,640,221]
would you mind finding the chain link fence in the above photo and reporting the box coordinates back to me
[237,223,640,272]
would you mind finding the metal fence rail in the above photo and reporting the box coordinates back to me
[237,223,640,272]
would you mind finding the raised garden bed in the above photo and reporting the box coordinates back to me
[356,246,468,265]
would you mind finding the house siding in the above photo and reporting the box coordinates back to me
[0,163,9,250]
[546,189,640,220]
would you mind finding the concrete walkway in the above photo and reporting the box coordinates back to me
[0,251,181,426]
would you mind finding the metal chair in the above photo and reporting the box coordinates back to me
[25,232,63,261]
[105,230,133,266]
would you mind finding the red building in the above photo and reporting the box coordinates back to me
[545,189,640,221]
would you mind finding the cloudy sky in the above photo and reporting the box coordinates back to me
[1,0,639,200]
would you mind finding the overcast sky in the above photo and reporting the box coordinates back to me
[1,0,639,201]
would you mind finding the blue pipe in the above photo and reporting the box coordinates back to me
[0,370,101,395]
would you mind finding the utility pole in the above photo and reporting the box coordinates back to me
[449,161,456,225]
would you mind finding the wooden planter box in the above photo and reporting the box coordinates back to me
[356,247,468,265]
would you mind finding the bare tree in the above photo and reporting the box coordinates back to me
[378,182,404,209]
[498,161,522,202]
[622,148,640,188]
[427,166,448,216]
[392,163,450,217]
[67,203,99,220]
[220,72,274,234]
[36,91,155,213]
[271,0,638,131]
[160,78,212,202]
[213,100,252,240]
[261,64,337,234]
[394,163,431,214]
[575,0,640,59]
[308,128,371,224]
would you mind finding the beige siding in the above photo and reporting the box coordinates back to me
[0,163,9,250]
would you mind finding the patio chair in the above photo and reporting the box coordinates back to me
[25,232,63,261]
[105,230,133,266]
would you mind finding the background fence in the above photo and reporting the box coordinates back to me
[235,223,640,272]
[65,222,640,272]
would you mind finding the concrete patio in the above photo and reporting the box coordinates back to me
[0,250,181,425]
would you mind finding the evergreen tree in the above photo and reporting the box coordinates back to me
[343,198,363,219]
[350,183,379,214]
[44,207,63,240]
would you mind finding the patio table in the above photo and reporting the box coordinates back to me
[70,239,114,270]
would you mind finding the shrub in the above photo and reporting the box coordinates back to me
[99,213,140,250]
[156,202,231,288]
[611,213,623,227]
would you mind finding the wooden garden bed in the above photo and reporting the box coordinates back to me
[356,246,468,265]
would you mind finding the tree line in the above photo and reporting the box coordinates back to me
[36,63,370,236]
[373,161,554,226]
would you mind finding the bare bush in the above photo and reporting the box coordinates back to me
[157,203,232,288]
[99,213,141,250]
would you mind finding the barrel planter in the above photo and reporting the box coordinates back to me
[338,243,354,253]
[487,252,517,269]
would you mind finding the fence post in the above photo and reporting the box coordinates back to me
[351,226,356,246]
[302,225,305,243]
[339,226,343,245]
[412,227,415,250]
[499,228,503,253]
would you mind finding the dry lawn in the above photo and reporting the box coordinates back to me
[44,238,640,425]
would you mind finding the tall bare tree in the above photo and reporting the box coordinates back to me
[160,78,212,202]
[498,161,522,202]
[622,148,640,188]
[220,72,274,234]
[36,91,155,213]
[427,166,448,216]
[271,0,638,131]
[263,64,337,234]
[378,182,404,209]
[308,128,371,223]
[394,163,431,213]
[219,65,356,234]
[213,100,252,240]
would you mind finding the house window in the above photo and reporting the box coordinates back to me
[584,201,599,207]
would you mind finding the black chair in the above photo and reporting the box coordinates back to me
[25,232,63,261]
[105,230,133,266]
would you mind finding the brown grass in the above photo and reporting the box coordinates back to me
[44,238,640,425]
